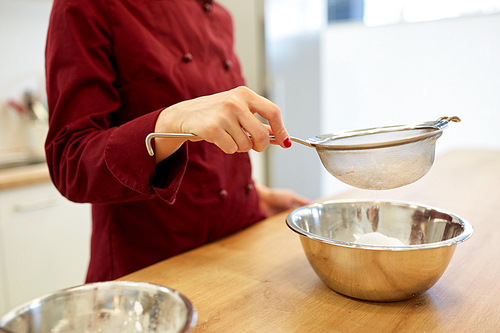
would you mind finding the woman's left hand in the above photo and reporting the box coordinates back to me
[255,183,311,218]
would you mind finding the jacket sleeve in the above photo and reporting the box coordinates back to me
[45,0,187,204]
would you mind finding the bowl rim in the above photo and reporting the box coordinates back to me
[286,199,474,251]
[0,280,197,333]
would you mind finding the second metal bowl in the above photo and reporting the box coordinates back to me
[0,281,197,333]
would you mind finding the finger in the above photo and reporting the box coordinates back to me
[261,125,281,146]
[228,127,253,153]
[238,116,270,152]
[245,91,290,148]
[217,88,270,152]
[202,117,252,154]
[198,122,240,154]
[214,106,255,152]
[292,193,312,207]
[212,130,240,154]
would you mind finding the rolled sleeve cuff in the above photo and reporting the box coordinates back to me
[104,109,188,204]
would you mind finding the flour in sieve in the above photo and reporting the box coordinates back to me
[334,155,430,190]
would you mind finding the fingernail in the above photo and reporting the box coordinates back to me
[284,137,292,148]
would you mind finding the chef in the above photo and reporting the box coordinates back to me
[45,0,309,282]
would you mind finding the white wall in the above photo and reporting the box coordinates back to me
[3,1,498,198]
[217,0,266,96]
[264,0,327,199]
[216,0,269,185]
[0,0,51,153]
[265,32,323,199]
[0,0,50,98]
[320,13,500,197]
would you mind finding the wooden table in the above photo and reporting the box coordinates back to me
[122,150,500,332]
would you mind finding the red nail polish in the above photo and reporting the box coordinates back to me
[284,137,292,148]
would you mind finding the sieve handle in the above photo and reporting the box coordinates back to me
[432,116,461,129]
[145,133,312,156]
[146,133,194,156]
[437,116,461,122]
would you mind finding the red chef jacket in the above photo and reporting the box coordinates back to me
[45,0,265,282]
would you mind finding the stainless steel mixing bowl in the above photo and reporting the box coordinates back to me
[0,281,197,333]
[286,200,473,302]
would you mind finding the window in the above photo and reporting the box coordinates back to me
[328,0,500,26]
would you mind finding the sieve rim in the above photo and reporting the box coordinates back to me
[312,126,443,151]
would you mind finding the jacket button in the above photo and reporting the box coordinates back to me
[182,53,193,62]
[203,3,213,12]
[218,189,228,199]
[246,183,255,193]
[223,59,233,70]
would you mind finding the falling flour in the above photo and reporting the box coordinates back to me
[354,232,405,246]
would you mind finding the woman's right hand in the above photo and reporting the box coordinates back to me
[153,86,292,163]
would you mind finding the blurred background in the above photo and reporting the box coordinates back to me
[2,0,500,198]
[0,0,499,316]
[258,0,500,200]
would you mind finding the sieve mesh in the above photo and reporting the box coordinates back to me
[316,130,442,190]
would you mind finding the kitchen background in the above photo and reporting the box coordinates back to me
[1,0,499,316]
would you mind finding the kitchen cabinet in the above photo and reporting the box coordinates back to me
[0,181,91,316]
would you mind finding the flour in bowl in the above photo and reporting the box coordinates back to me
[354,232,405,246]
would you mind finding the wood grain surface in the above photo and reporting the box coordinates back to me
[122,150,500,332]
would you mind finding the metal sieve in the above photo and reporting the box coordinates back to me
[145,116,460,190]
